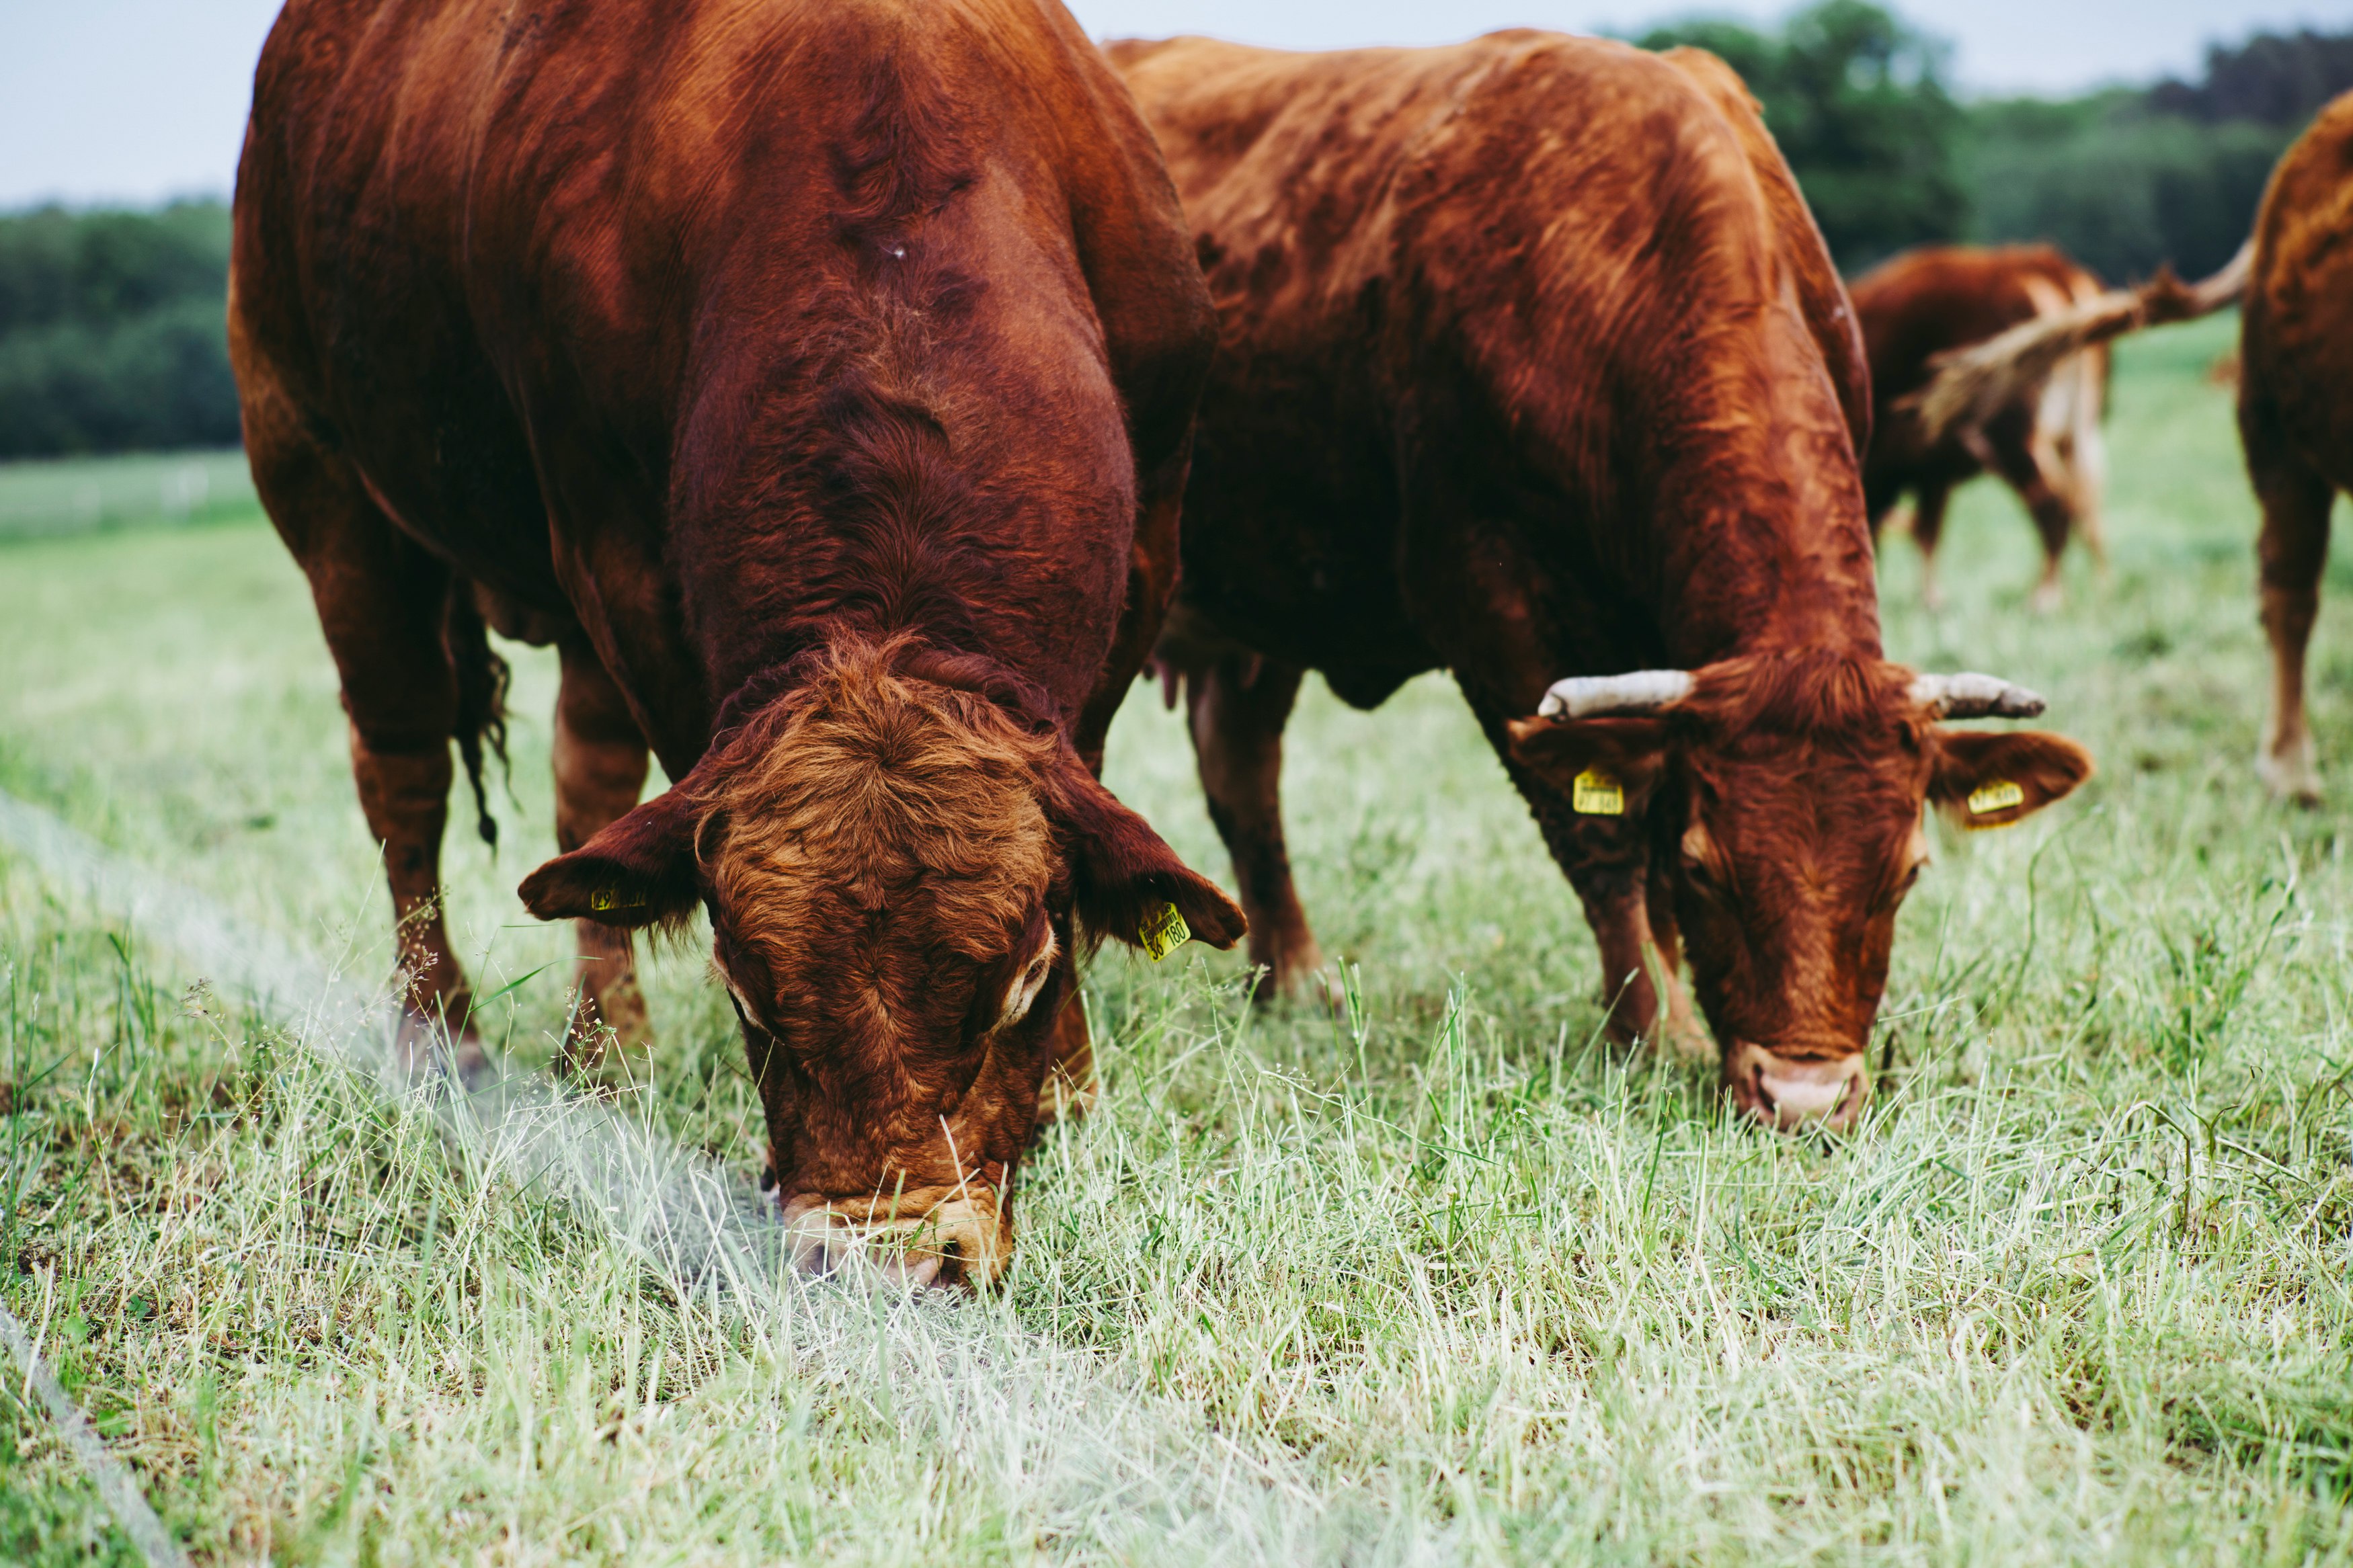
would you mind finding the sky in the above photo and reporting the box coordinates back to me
[3,0,2350,208]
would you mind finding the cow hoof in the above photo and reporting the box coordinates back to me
[561,987,657,1088]
[393,1005,491,1088]
[1248,938,1332,1009]
[2256,739,2322,806]
[1657,1018,1715,1063]
[1034,1064,1099,1132]
[2028,580,2065,615]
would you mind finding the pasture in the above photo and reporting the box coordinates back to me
[1,311,2349,1563]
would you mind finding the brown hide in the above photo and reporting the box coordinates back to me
[1851,244,2111,608]
[1110,33,2089,1129]
[2240,90,2353,802]
[232,0,1240,1286]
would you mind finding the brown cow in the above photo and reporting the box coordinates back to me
[1851,245,2110,612]
[1111,34,2091,1130]
[2240,91,2353,804]
[231,0,1242,1286]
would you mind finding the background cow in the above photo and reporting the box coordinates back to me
[1851,244,2111,612]
[1903,96,2342,803]
[2239,89,2353,803]
[1111,33,2091,1130]
[231,0,1243,1286]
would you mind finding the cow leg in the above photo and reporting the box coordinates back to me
[1470,698,1702,1054]
[1909,481,1953,612]
[2244,398,2336,804]
[247,432,483,1078]
[1179,647,1326,1001]
[1035,982,1096,1128]
[553,638,656,1077]
[1979,430,2075,613]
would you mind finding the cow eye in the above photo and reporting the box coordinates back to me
[1679,825,1727,895]
[996,933,1059,1031]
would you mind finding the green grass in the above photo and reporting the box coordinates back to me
[2,311,2350,1564]
[0,448,255,542]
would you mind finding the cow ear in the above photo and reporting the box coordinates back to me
[1928,729,2093,830]
[518,788,703,928]
[1049,761,1245,954]
[1503,715,1673,808]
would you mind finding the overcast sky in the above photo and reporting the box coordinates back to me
[4,0,2350,208]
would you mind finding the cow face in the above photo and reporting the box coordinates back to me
[1507,656,2090,1132]
[520,647,1242,1288]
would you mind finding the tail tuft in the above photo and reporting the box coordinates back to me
[444,583,511,850]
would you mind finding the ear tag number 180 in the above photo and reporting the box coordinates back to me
[1572,767,1626,816]
[1139,901,1191,961]
[1966,778,2025,821]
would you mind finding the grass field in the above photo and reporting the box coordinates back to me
[2,311,2349,1565]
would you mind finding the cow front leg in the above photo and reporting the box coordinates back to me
[1180,647,1325,1002]
[553,638,655,1077]
[1035,977,1096,1128]
[1572,871,1706,1057]
[2244,394,2335,803]
[1909,481,1954,612]
[1476,693,1700,1055]
[1979,427,2076,613]
[348,729,481,1074]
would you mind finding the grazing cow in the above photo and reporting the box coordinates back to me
[1111,34,2091,1130]
[1851,245,2110,612]
[231,0,1242,1286]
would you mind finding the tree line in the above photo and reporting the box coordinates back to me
[0,7,2346,458]
[0,200,239,458]
[1636,1,2350,281]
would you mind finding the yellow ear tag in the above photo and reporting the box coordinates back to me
[1572,768,1626,816]
[1138,901,1191,961]
[1966,779,2025,819]
[588,888,640,913]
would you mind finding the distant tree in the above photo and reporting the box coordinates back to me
[0,200,237,457]
[1634,0,1968,270]
[1966,110,2289,282]
[1964,27,2353,284]
[2149,28,2353,127]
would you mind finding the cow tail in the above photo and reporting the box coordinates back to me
[444,582,512,850]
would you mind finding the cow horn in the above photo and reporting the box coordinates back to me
[1536,670,1694,719]
[1908,671,2046,718]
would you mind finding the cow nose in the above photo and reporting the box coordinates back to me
[776,1191,1010,1290]
[1724,1042,1868,1132]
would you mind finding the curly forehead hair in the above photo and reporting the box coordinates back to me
[1682,650,1920,743]
[693,639,1062,983]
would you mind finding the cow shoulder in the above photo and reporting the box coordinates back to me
[1654,46,1871,452]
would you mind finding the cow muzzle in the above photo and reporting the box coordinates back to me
[1724,1042,1869,1132]
[774,1188,1011,1290]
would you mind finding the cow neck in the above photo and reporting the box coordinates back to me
[1634,361,1886,670]
[703,635,1064,761]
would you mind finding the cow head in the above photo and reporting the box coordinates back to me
[1506,655,2089,1132]
[518,639,1243,1288]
